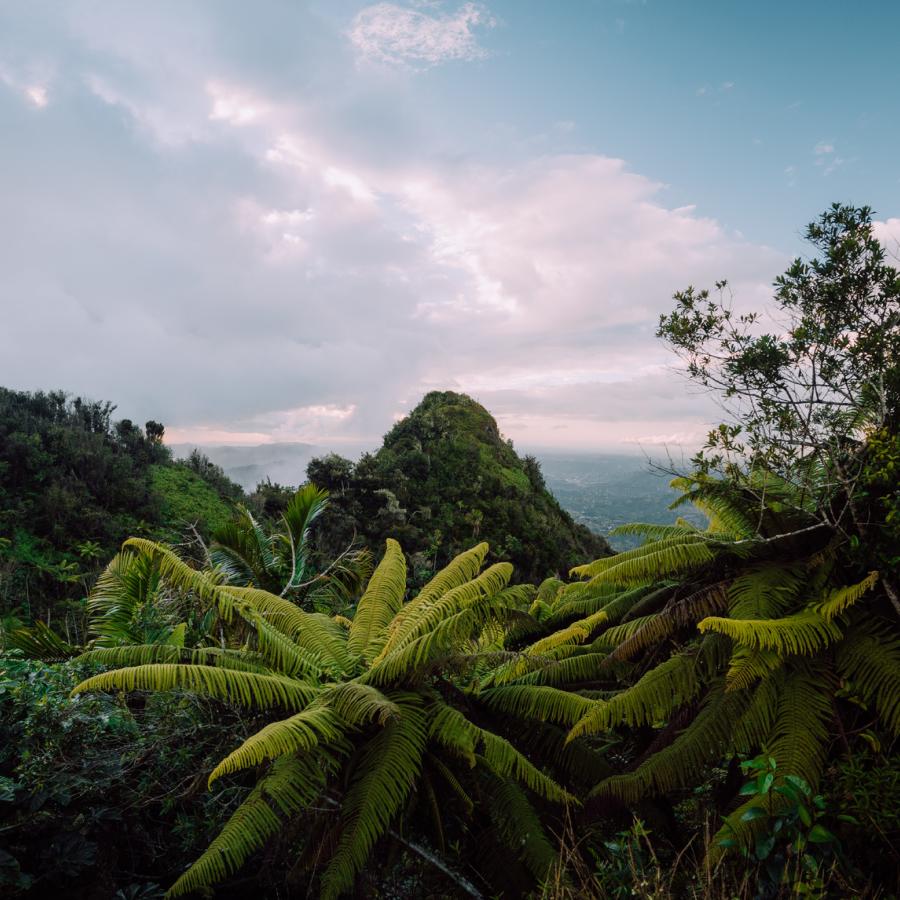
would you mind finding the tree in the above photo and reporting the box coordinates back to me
[71,538,575,898]
[482,206,900,875]
[210,484,373,607]
[658,203,900,613]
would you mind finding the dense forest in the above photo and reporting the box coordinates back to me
[1,205,899,899]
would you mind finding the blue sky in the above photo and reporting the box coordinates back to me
[1,1,898,451]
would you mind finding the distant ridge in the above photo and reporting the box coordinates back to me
[167,441,322,491]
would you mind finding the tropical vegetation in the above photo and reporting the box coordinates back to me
[1,204,898,898]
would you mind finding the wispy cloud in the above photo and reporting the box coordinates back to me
[696,81,735,97]
[348,2,496,68]
[813,140,844,175]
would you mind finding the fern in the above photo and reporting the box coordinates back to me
[209,703,344,785]
[168,754,328,897]
[482,775,558,884]
[836,619,900,735]
[568,642,722,738]
[815,571,879,621]
[698,611,842,655]
[320,694,427,899]
[347,538,406,661]
[480,684,596,727]
[71,664,319,711]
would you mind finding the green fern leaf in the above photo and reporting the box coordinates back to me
[347,538,407,661]
[320,694,428,899]
[71,664,319,711]
[698,611,842,656]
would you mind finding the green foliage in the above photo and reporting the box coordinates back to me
[307,391,611,585]
[149,464,234,540]
[71,538,573,898]
[0,388,244,634]
[0,654,245,897]
[718,755,843,895]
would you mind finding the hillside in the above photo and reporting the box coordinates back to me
[0,388,241,627]
[306,391,611,583]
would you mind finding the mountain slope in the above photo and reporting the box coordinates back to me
[307,391,611,583]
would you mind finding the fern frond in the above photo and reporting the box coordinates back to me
[569,642,721,738]
[724,646,783,692]
[480,685,596,727]
[669,478,757,539]
[320,694,427,899]
[527,609,610,656]
[482,774,557,883]
[727,564,805,619]
[428,754,474,814]
[225,587,352,675]
[767,664,832,785]
[515,651,615,687]
[714,666,832,855]
[429,702,478,766]
[71,664,319,711]
[815,571,879,622]
[570,534,718,580]
[347,539,407,662]
[606,584,729,664]
[209,703,343,785]
[836,620,900,735]
[364,588,519,686]
[167,754,327,897]
[378,562,512,663]
[76,644,275,674]
[609,522,699,540]
[535,577,565,607]
[581,541,717,588]
[730,674,781,752]
[698,611,842,656]
[380,542,488,657]
[478,728,575,803]
[323,681,400,726]
[591,681,747,803]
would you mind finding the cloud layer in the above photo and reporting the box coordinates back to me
[0,2,790,452]
[349,2,495,68]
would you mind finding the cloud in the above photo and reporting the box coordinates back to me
[874,218,900,261]
[348,2,496,68]
[0,1,784,454]
[812,141,845,175]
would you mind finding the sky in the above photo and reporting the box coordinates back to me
[2,1,899,453]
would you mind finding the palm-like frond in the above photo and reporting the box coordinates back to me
[347,538,406,661]
[816,571,879,621]
[568,640,723,738]
[71,664,319,711]
[76,644,275,673]
[5,621,77,661]
[480,684,596,727]
[697,610,842,655]
[482,775,558,883]
[168,754,329,897]
[379,542,489,658]
[276,484,329,590]
[209,703,343,785]
[320,694,427,900]
[836,619,900,735]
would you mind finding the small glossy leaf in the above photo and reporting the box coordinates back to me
[741,806,767,822]
[807,824,835,844]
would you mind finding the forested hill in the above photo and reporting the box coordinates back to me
[0,388,243,628]
[306,391,611,584]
